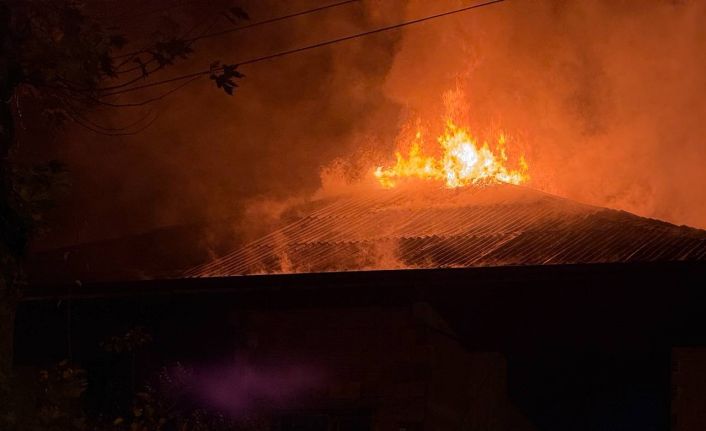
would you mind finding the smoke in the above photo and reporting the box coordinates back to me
[33,0,706,255]
[34,0,405,249]
[378,0,706,228]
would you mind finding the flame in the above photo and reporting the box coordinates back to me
[374,120,529,188]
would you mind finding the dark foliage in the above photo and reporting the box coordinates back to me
[209,63,245,96]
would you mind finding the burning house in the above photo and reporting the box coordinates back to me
[16,115,706,431]
[6,1,706,430]
[183,184,706,277]
[19,175,706,430]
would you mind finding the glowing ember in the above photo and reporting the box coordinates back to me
[374,120,529,188]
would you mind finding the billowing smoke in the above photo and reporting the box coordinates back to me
[378,0,706,228]
[32,0,706,256]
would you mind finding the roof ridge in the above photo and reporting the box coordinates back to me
[184,185,706,277]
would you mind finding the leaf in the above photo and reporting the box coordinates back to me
[100,54,117,78]
[109,34,127,49]
[229,6,249,21]
[209,64,244,95]
[221,11,237,25]
[133,57,148,78]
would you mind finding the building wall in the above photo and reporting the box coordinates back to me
[672,348,706,431]
[242,302,534,431]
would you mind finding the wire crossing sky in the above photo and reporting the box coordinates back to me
[100,0,508,98]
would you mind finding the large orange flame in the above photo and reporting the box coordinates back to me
[374,120,529,188]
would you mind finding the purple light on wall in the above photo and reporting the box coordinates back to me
[189,359,324,417]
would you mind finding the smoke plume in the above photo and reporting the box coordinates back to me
[31,0,706,255]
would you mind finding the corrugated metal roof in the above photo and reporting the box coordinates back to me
[184,184,706,277]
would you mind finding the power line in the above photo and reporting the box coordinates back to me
[113,4,224,73]
[101,76,202,107]
[112,0,361,60]
[185,0,361,45]
[113,3,225,74]
[100,0,507,98]
[238,0,507,67]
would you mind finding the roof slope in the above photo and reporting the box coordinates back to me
[184,184,706,277]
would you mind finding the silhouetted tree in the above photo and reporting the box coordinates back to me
[0,1,246,427]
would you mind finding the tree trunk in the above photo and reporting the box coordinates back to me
[1,4,22,428]
[0,283,17,383]
[0,278,19,430]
